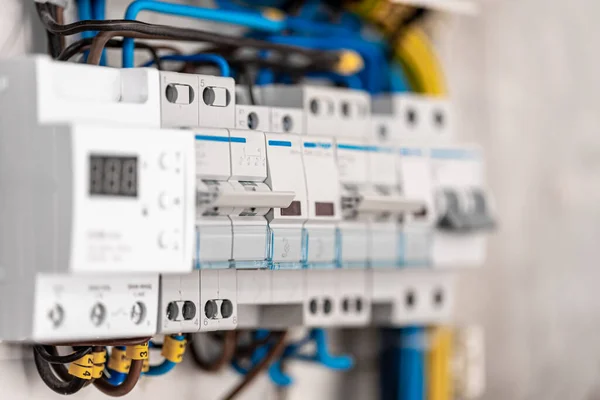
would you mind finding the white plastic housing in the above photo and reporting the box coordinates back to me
[265,133,308,266]
[159,271,201,334]
[259,85,370,137]
[199,269,238,331]
[33,274,159,341]
[0,56,161,128]
[235,105,271,132]
[68,125,196,274]
[301,136,341,266]
[270,107,305,135]
[430,145,490,268]
[371,269,455,326]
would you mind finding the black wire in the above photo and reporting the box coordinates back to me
[45,4,62,58]
[241,67,257,105]
[33,347,87,395]
[57,37,163,69]
[34,345,92,364]
[35,2,339,69]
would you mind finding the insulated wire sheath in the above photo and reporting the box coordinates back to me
[189,331,238,373]
[33,347,87,396]
[141,54,231,77]
[87,31,170,65]
[35,3,339,71]
[58,38,163,68]
[122,0,285,67]
[93,359,143,397]
[395,27,447,95]
[223,332,288,400]
[34,345,92,364]
[427,327,453,400]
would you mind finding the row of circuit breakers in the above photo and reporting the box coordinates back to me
[0,57,494,342]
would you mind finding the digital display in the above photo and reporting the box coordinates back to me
[315,202,335,216]
[89,155,138,197]
[281,201,301,216]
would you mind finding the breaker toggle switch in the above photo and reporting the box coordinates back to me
[212,185,295,209]
[202,86,230,107]
[437,189,495,232]
[357,193,426,215]
[197,181,295,213]
[165,84,194,105]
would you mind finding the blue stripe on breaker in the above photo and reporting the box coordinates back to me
[195,134,247,143]
[400,147,423,157]
[430,148,477,160]
[268,140,292,147]
[337,143,374,152]
[336,144,392,152]
[304,142,332,149]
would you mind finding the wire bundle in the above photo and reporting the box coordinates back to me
[33,338,150,396]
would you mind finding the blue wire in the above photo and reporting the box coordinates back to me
[92,0,105,19]
[267,329,353,387]
[255,68,275,85]
[145,360,176,376]
[77,0,94,39]
[285,17,355,36]
[145,335,185,377]
[213,0,256,12]
[140,54,231,77]
[390,64,410,93]
[297,0,322,20]
[122,0,285,68]
[103,346,126,386]
[339,12,363,32]
[399,327,426,400]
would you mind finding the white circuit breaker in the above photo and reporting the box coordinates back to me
[159,269,238,333]
[264,133,308,268]
[0,123,196,340]
[0,57,495,340]
[430,145,495,267]
[377,94,495,268]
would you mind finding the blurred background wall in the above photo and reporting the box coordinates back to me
[3,0,600,399]
[446,1,600,399]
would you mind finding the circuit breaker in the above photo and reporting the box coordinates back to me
[0,123,195,340]
[0,57,496,340]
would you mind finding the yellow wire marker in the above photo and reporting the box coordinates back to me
[161,336,187,364]
[68,354,94,380]
[263,8,285,22]
[334,50,365,76]
[126,343,149,360]
[142,358,150,373]
[107,348,131,374]
[92,349,107,379]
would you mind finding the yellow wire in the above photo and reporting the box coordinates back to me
[348,1,447,95]
[394,27,448,96]
[427,327,453,400]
